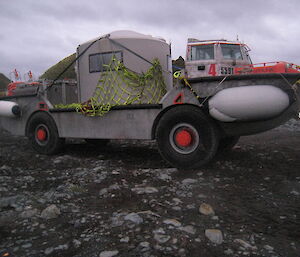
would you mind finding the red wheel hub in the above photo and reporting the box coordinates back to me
[175,129,192,147]
[37,128,47,141]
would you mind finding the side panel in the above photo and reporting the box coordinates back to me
[52,108,161,139]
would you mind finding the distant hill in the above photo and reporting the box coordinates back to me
[172,56,185,72]
[0,73,10,91]
[40,53,76,80]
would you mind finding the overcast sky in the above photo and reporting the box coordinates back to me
[0,0,299,79]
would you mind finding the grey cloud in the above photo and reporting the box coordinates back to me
[0,0,299,77]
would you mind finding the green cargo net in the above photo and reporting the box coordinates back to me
[55,57,166,116]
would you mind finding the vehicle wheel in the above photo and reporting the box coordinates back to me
[85,139,109,146]
[217,136,239,153]
[27,112,64,154]
[156,106,219,169]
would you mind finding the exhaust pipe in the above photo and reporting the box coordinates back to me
[0,100,21,117]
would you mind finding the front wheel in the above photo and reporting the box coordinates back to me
[27,112,64,154]
[156,106,219,169]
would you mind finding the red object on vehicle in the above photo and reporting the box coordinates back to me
[234,61,300,75]
[175,129,192,147]
[7,81,41,96]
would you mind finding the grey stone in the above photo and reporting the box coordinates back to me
[199,203,215,216]
[180,225,196,235]
[99,188,108,196]
[22,243,32,248]
[131,187,158,194]
[73,239,82,248]
[224,249,234,255]
[181,178,198,185]
[157,173,172,181]
[20,208,39,219]
[124,213,143,224]
[109,184,121,190]
[99,250,119,257]
[44,247,54,255]
[154,234,171,244]
[139,241,150,248]
[0,195,22,208]
[163,219,182,227]
[205,229,223,244]
[55,244,69,251]
[111,213,125,227]
[264,245,274,251]
[41,204,61,219]
[234,239,257,250]
[120,236,130,243]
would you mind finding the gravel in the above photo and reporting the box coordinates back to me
[0,120,299,257]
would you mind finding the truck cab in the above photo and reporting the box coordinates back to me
[185,38,252,78]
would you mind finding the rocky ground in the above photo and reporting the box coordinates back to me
[0,120,299,257]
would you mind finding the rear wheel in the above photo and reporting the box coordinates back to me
[27,112,64,154]
[156,106,219,169]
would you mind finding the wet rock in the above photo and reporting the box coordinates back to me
[182,178,198,185]
[264,245,274,251]
[120,236,129,243]
[111,212,126,227]
[157,173,172,181]
[44,247,54,255]
[55,244,69,251]
[99,188,108,196]
[234,239,257,250]
[41,204,61,219]
[73,239,82,248]
[153,227,171,244]
[199,203,215,216]
[154,233,171,244]
[0,195,22,209]
[131,187,158,194]
[124,213,143,224]
[139,241,150,249]
[21,243,32,248]
[99,250,119,257]
[205,229,223,244]
[163,219,182,227]
[180,225,196,235]
[109,184,121,190]
[224,248,234,255]
[20,208,39,219]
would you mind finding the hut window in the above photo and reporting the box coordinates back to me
[89,51,122,73]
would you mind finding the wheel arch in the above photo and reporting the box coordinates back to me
[151,103,206,139]
[25,110,55,137]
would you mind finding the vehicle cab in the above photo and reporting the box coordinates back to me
[185,38,252,78]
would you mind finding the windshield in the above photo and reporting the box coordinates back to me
[190,44,214,60]
[221,44,243,60]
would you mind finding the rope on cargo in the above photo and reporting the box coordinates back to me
[55,57,166,116]
[173,71,227,107]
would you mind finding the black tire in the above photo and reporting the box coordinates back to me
[217,136,239,154]
[27,112,64,155]
[156,105,219,169]
[85,139,109,146]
